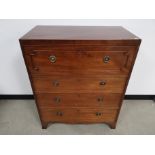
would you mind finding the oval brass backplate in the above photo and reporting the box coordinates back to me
[99,80,106,86]
[56,111,63,116]
[103,56,110,63]
[97,97,104,102]
[49,55,56,63]
[54,97,61,103]
[52,80,59,87]
[96,112,102,116]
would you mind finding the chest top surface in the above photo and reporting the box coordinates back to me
[20,26,140,41]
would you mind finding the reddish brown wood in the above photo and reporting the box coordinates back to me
[20,26,140,43]
[32,76,126,93]
[107,122,117,129]
[35,93,122,108]
[20,26,141,129]
[39,108,118,123]
[41,121,48,129]
[24,49,134,77]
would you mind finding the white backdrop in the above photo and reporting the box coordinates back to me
[0,19,154,95]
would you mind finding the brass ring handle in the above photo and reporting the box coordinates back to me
[54,97,61,103]
[97,97,104,102]
[34,67,39,71]
[104,56,110,63]
[52,80,59,87]
[56,111,63,116]
[99,80,106,86]
[49,55,56,63]
[96,112,102,116]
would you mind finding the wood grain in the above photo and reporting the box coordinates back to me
[20,26,141,129]
[35,93,122,108]
[32,76,126,93]
[20,26,140,40]
[39,107,118,123]
[24,49,133,76]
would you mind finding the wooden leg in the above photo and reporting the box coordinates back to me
[41,122,48,129]
[108,122,116,129]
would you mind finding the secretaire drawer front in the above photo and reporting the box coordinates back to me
[40,108,118,123]
[24,49,133,76]
[32,77,126,93]
[36,93,121,108]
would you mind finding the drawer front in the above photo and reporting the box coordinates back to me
[36,93,121,108]
[24,49,133,76]
[40,108,118,123]
[32,77,126,93]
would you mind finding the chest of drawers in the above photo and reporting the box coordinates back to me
[20,26,141,129]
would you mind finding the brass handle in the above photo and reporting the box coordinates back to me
[52,80,59,87]
[96,112,102,116]
[99,80,106,86]
[54,97,61,104]
[33,67,39,71]
[56,111,63,116]
[104,56,110,63]
[49,55,56,63]
[97,97,104,102]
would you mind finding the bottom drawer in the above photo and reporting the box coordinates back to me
[40,108,118,123]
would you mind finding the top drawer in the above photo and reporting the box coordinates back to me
[23,46,135,77]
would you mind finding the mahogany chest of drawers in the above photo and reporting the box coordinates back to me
[20,26,141,129]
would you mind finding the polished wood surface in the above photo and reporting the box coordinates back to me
[20,26,141,129]
[24,48,134,76]
[20,26,141,46]
[32,76,126,93]
[36,93,122,108]
[39,108,118,123]
[20,26,139,40]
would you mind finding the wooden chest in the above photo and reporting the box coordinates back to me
[19,26,141,129]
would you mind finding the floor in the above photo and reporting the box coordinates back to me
[0,99,155,135]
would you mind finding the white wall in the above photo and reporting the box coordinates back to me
[0,19,155,95]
